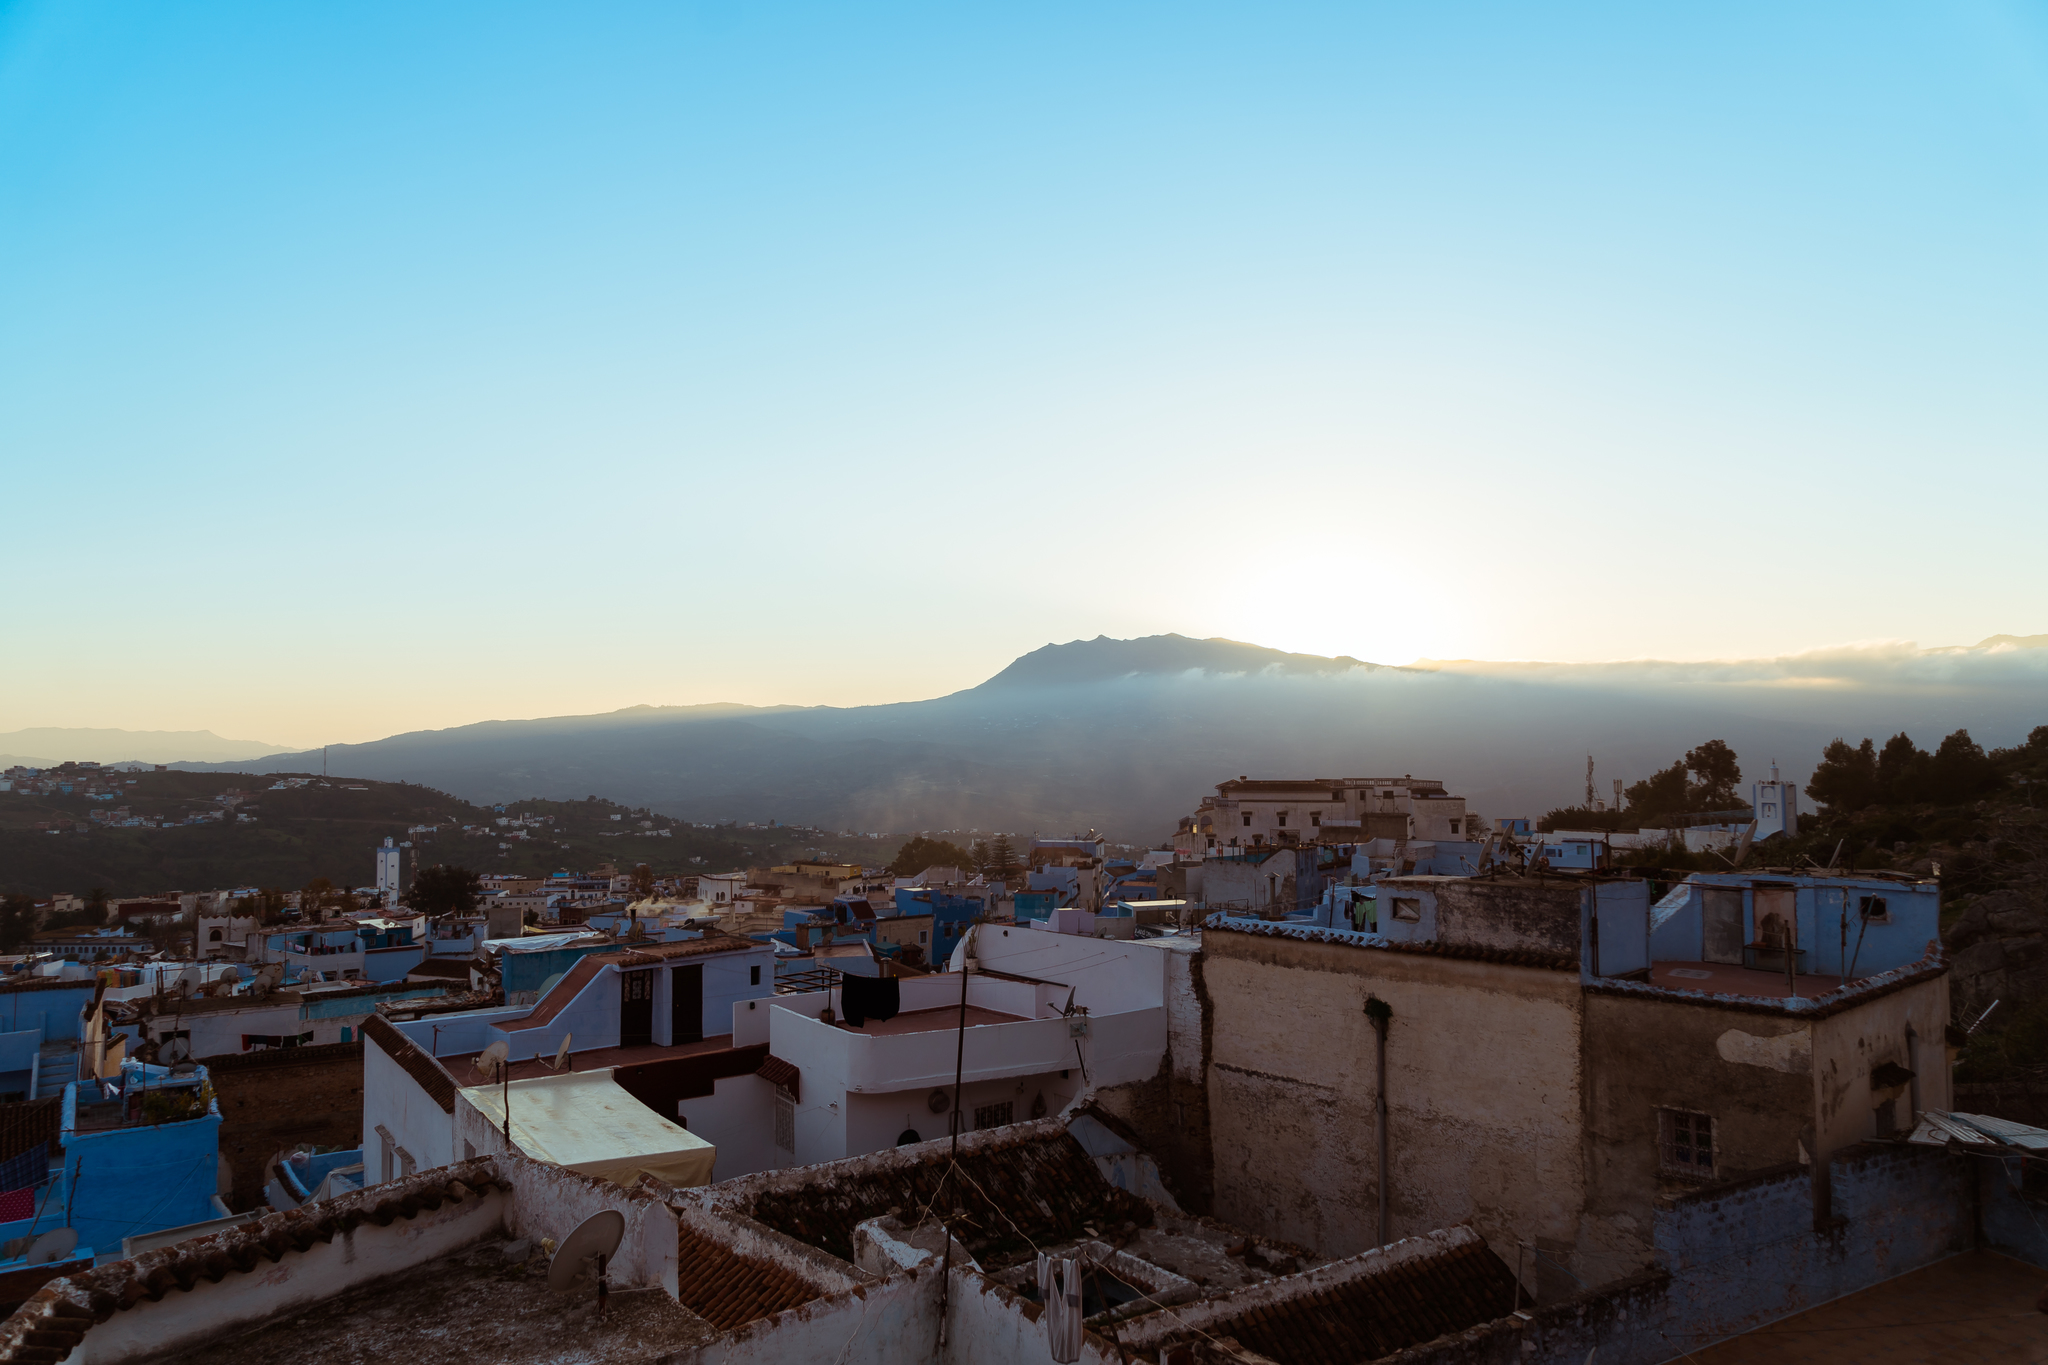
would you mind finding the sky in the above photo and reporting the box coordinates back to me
[3,2,2045,749]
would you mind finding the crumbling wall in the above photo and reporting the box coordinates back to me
[208,1040,363,1212]
[494,1152,680,1295]
[1426,878,1582,957]
[1085,943,1214,1214]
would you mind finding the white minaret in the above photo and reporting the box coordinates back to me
[375,837,403,908]
[1751,761,1799,840]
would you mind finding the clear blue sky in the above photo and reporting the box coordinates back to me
[3,2,2044,747]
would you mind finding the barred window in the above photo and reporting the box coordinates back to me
[775,1093,796,1152]
[1659,1108,1714,1176]
[973,1101,1014,1130]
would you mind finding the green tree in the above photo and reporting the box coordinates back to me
[1683,741,1742,807]
[630,863,656,900]
[404,864,483,918]
[1622,762,1692,821]
[968,840,991,875]
[1926,728,1998,805]
[987,834,1020,881]
[0,895,36,953]
[1807,738,1878,812]
[300,877,336,921]
[886,836,976,878]
[1876,733,1929,804]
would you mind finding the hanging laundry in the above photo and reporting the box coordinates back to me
[1037,1252,1084,1363]
[837,974,901,1028]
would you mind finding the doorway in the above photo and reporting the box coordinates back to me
[671,963,703,1045]
[1702,888,1743,965]
[620,970,654,1047]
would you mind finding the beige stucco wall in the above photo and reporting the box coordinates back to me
[1201,933,1585,1280]
[1811,973,1952,1154]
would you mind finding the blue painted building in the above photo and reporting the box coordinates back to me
[1650,872,1938,979]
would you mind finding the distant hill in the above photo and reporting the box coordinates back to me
[0,727,292,766]
[178,633,2048,843]
[0,771,882,899]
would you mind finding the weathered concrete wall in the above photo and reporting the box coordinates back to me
[1580,992,1816,1280]
[1417,877,1583,958]
[1810,973,1952,1154]
[1200,929,1586,1279]
[210,1040,363,1211]
[361,1033,455,1182]
[1085,940,1215,1214]
[494,1152,680,1295]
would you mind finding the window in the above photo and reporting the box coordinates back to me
[775,1093,796,1152]
[1659,1109,1714,1176]
[919,930,928,944]
[1310,812,1321,826]
[1391,898,1422,923]
[1242,814,1252,827]
[1858,896,1889,923]
[1276,811,1288,827]
[750,965,762,986]
[1448,821,1460,835]
[974,1101,1014,1130]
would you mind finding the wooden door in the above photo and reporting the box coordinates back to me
[620,970,654,1047]
[671,963,703,1044]
[1702,888,1743,965]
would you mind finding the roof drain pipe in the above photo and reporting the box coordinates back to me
[1365,994,1393,1249]
[936,923,976,1356]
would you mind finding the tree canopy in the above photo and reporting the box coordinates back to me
[1807,726,2019,811]
[887,836,975,878]
[404,864,483,918]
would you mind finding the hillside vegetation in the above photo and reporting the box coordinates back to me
[0,771,886,898]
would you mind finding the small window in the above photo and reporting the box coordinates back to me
[974,1101,1014,1130]
[1242,814,1252,827]
[919,930,928,944]
[1659,1109,1714,1177]
[1276,811,1288,827]
[750,965,762,986]
[1310,812,1322,826]
[1859,896,1889,923]
[1391,898,1422,923]
[775,1093,796,1152]
[1448,821,1460,834]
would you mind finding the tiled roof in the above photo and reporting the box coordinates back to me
[0,1160,509,1364]
[747,1123,1151,1267]
[674,1222,824,1329]
[359,1015,457,1113]
[1166,1230,1519,1365]
[754,1055,800,1102]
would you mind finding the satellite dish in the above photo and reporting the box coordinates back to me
[552,1033,572,1072]
[476,1040,509,1080]
[547,1210,625,1294]
[217,966,242,985]
[26,1228,78,1266]
[536,971,566,999]
[161,1036,194,1064]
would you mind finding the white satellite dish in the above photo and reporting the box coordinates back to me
[161,1036,194,1064]
[547,1210,625,1294]
[27,1228,77,1266]
[476,1040,509,1080]
[552,1033,572,1072]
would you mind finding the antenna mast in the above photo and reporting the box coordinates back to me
[1585,756,1595,810]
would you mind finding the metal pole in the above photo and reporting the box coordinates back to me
[937,937,970,1352]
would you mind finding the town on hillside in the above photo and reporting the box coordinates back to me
[0,730,2043,1364]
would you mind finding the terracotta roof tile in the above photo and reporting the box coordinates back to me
[204,1040,362,1074]
[754,1056,800,1101]
[0,1159,509,1364]
[359,1015,456,1113]
[674,1223,823,1329]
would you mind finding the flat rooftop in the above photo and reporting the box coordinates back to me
[1684,1249,2048,1363]
[1650,962,1845,1000]
[826,1004,1026,1035]
[162,1234,716,1365]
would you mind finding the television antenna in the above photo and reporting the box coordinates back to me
[26,1228,78,1266]
[547,1210,625,1294]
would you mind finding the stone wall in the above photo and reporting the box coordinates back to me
[207,1040,363,1211]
